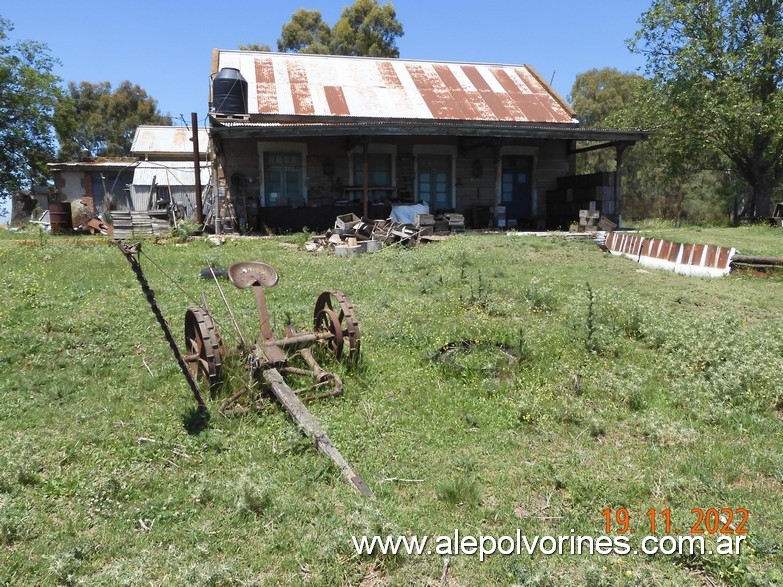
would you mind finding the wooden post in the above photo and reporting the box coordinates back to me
[147,175,157,209]
[211,137,221,234]
[263,368,373,497]
[493,143,502,228]
[614,142,628,229]
[192,112,204,224]
[362,143,369,219]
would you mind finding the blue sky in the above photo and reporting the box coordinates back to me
[3,0,653,126]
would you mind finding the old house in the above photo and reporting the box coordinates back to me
[129,125,210,219]
[47,126,209,222]
[47,159,136,221]
[208,50,647,232]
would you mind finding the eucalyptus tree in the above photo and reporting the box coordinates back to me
[277,9,332,54]
[255,0,404,58]
[54,80,171,160]
[629,0,783,217]
[0,17,61,208]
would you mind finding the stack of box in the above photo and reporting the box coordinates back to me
[414,213,435,236]
[130,211,154,236]
[578,209,599,232]
[111,210,170,239]
[444,213,465,233]
[148,210,172,236]
[110,211,133,240]
[433,219,450,233]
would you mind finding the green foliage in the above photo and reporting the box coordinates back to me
[277,8,333,54]
[568,68,741,225]
[569,68,656,207]
[575,2,783,223]
[234,477,274,518]
[53,80,171,160]
[0,17,61,206]
[172,219,201,239]
[237,42,271,52]
[436,476,481,507]
[1,232,782,584]
[621,150,741,225]
[570,69,642,129]
[258,0,404,58]
[628,0,783,217]
[331,0,404,57]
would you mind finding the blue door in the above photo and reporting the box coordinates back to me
[501,156,533,225]
[417,155,451,212]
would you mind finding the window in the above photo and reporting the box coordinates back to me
[264,152,303,206]
[353,153,391,187]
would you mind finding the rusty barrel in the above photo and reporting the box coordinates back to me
[49,202,73,234]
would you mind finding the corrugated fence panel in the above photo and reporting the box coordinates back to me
[605,232,736,277]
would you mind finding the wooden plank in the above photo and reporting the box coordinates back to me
[731,254,783,266]
[262,369,374,497]
[598,216,617,231]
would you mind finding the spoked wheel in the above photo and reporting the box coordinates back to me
[184,307,224,393]
[313,290,361,361]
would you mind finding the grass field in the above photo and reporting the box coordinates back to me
[632,221,783,258]
[1,225,782,586]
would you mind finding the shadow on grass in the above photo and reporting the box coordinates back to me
[182,406,211,435]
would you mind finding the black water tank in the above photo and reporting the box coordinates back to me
[212,67,248,115]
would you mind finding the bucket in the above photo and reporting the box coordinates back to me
[49,202,73,234]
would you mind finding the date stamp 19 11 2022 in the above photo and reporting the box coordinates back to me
[601,507,748,535]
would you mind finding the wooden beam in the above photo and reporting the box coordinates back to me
[192,113,204,224]
[262,368,374,497]
[731,254,783,266]
[570,141,616,155]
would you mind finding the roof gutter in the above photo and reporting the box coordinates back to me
[209,117,648,143]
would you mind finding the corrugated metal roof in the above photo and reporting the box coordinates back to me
[132,162,210,186]
[214,51,577,124]
[130,126,209,155]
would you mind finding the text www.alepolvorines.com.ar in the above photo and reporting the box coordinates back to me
[352,530,746,561]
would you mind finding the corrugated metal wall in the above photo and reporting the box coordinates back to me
[130,162,210,218]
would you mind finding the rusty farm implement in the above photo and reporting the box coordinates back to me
[118,241,372,497]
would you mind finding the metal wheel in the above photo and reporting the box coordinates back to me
[184,307,224,392]
[313,290,361,361]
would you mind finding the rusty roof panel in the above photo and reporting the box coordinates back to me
[255,57,278,115]
[324,86,350,116]
[432,65,484,120]
[215,51,577,124]
[287,59,315,116]
[131,126,208,155]
[407,63,452,119]
[461,65,512,120]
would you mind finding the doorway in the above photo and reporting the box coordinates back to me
[417,154,451,212]
[501,155,533,224]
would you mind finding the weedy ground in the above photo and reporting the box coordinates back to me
[0,225,782,586]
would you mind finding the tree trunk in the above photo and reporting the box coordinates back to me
[737,158,775,219]
[750,176,773,218]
